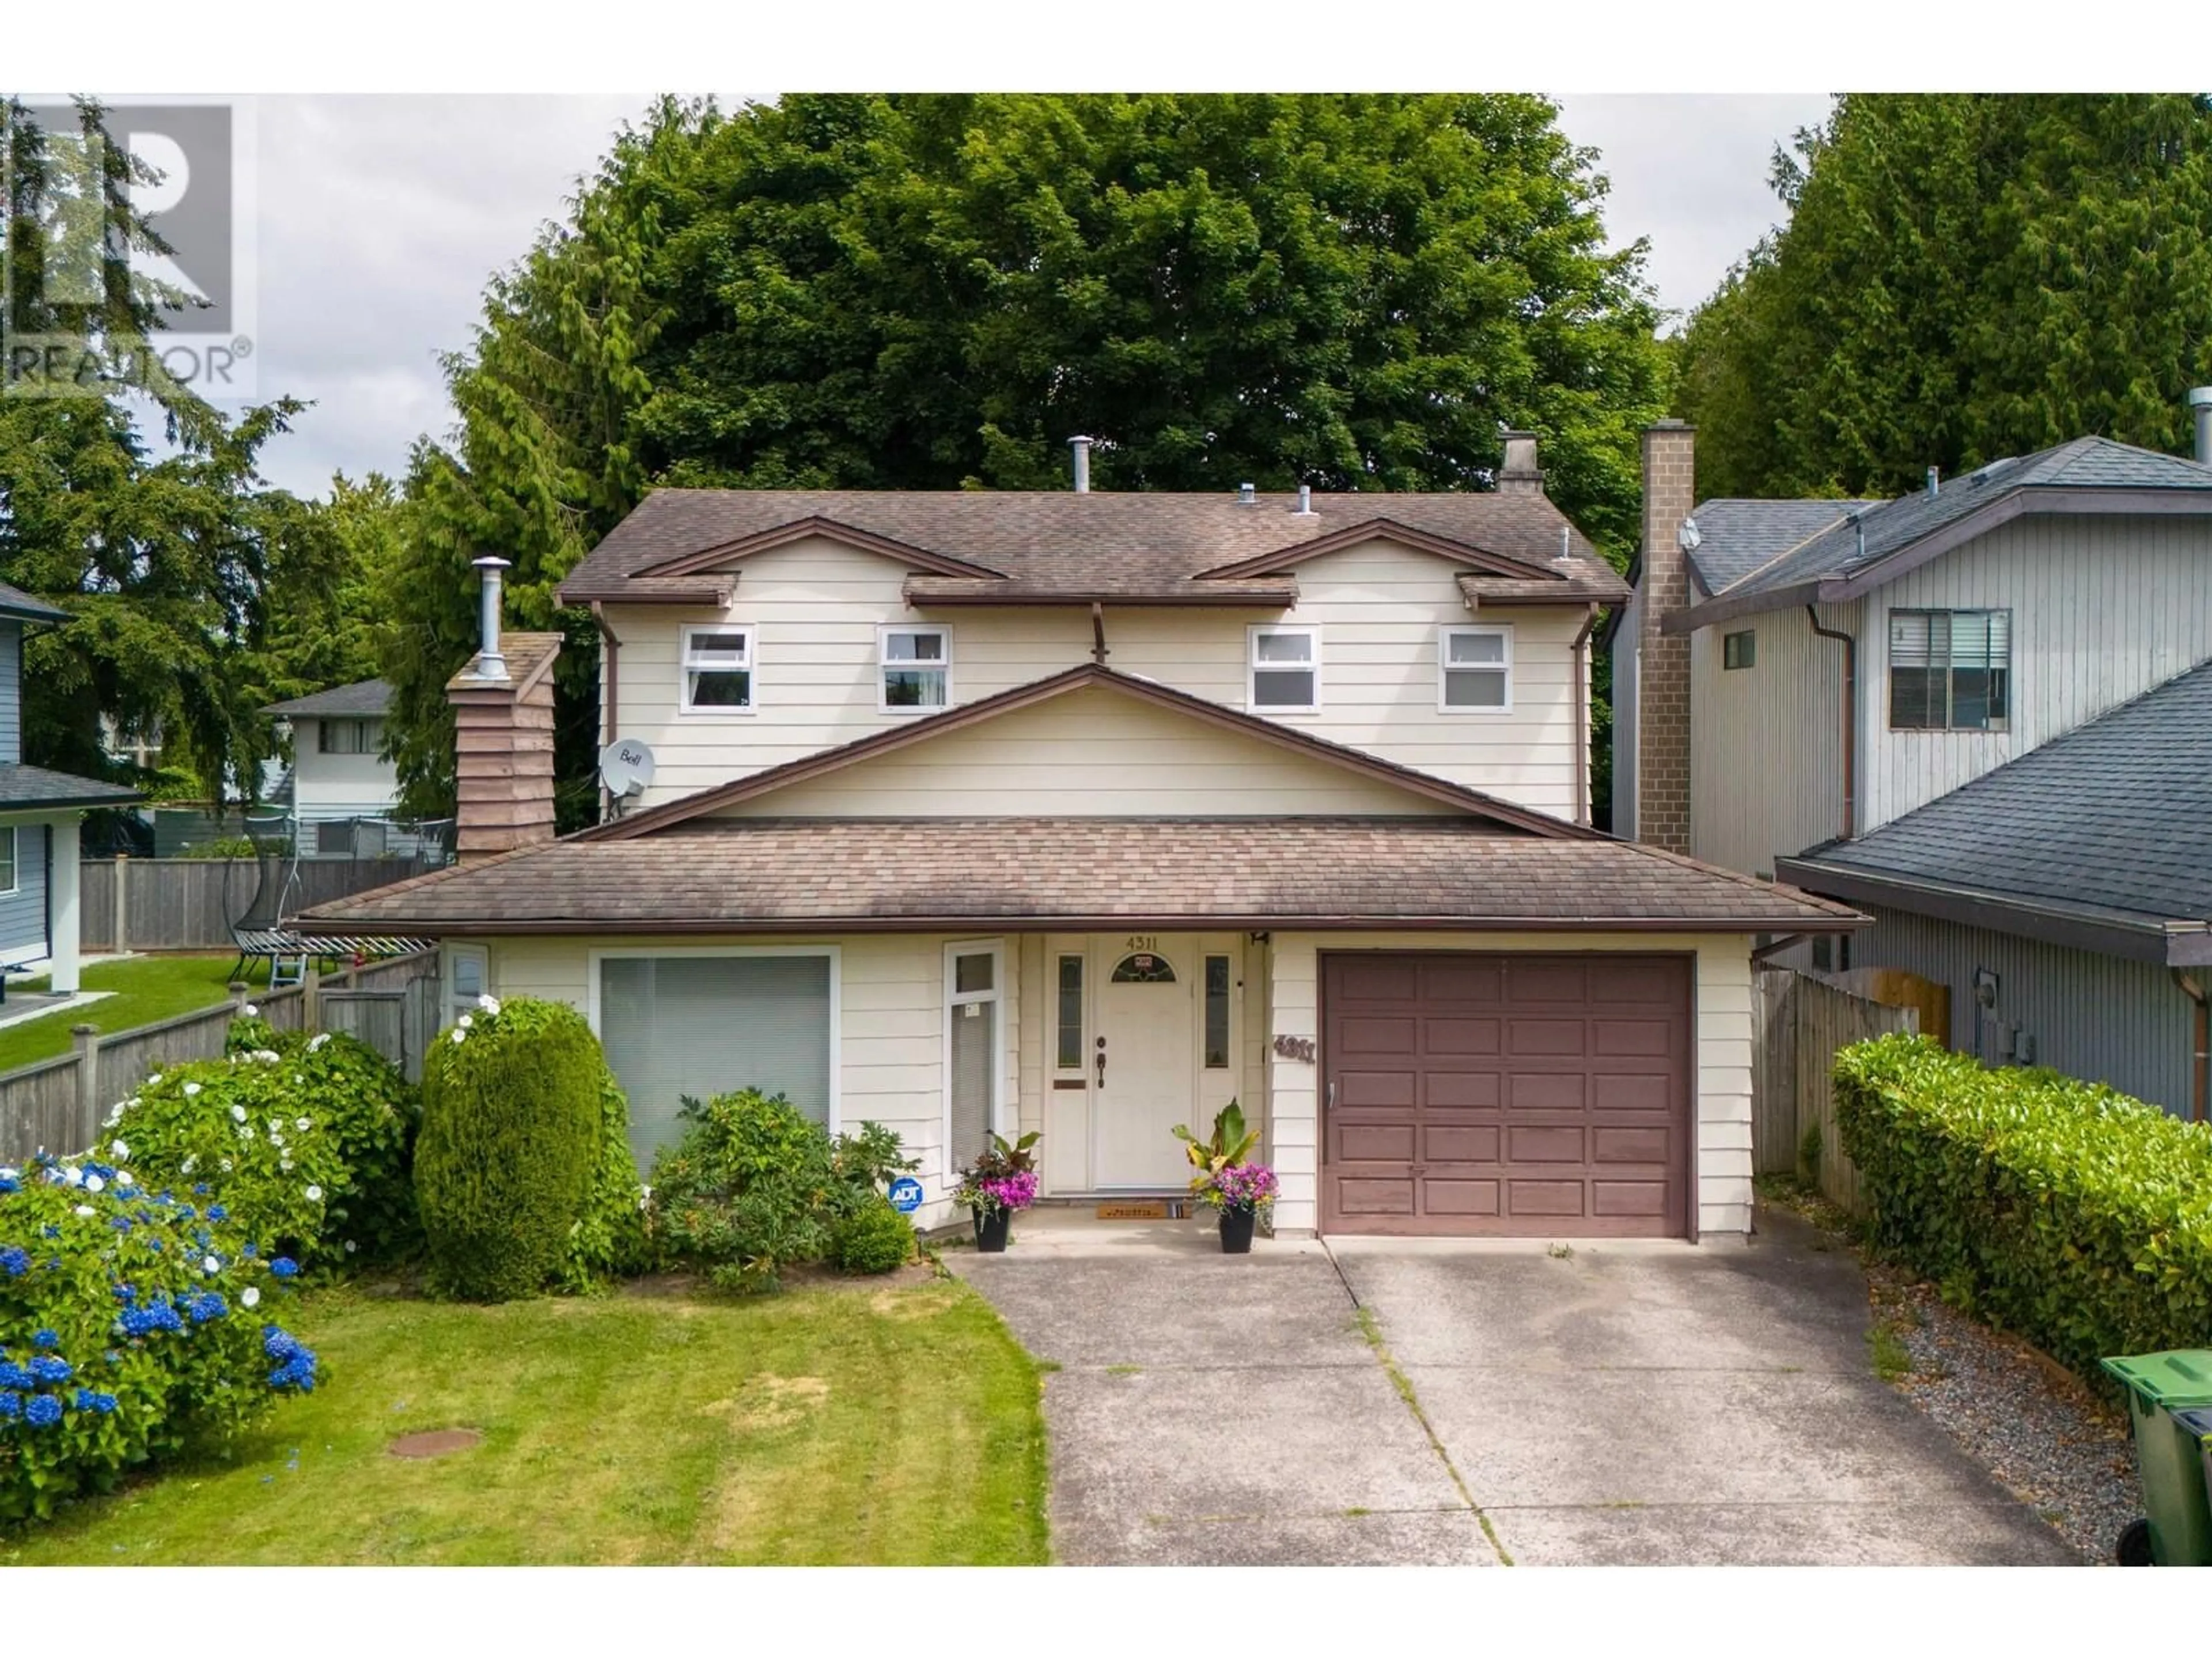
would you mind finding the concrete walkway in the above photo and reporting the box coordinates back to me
[949,1206,2075,1566]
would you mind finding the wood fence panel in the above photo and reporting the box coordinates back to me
[80,861,118,952]
[0,1055,93,1161]
[1751,968,1799,1175]
[74,858,441,954]
[1790,973,1918,1214]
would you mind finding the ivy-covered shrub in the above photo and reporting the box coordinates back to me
[0,1153,315,1525]
[1835,1033,2212,1376]
[414,997,645,1301]
[831,1195,915,1276]
[652,1090,915,1293]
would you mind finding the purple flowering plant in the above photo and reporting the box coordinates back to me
[1198,1162,1279,1218]
[952,1131,1042,1216]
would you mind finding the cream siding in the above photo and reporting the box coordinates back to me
[710,684,1463,819]
[603,533,1588,815]
[1689,600,1857,876]
[1262,930,1758,1241]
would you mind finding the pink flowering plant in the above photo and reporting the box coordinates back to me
[952,1131,1042,1217]
[1197,1162,1278,1218]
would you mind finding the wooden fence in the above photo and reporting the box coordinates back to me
[0,951,442,1163]
[78,857,438,953]
[1752,967,1921,1214]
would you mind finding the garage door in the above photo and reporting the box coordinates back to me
[1320,953,1692,1238]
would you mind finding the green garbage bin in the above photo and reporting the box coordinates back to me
[2100,1350,2212,1566]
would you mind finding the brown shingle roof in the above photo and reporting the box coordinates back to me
[298,816,1862,935]
[556,488,1620,606]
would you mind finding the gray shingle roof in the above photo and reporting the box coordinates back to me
[1786,657,2212,927]
[0,764,142,810]
[298,815,1861,935]
[262,679,393,718]
[1684,499,1880,594]
[0,582,71,624]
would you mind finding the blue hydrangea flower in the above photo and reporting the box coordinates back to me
[241,1243,259,1259]
[24,1393,62,1427]
[72,1388,118,1415]
[31,1329,59,1350]
[184,1292,228,1325]
[0,1172,18,1195]
[0,1245,28,1278]
[0,1363,25,1390]
[207,1205,228,1222]
[29,1354,73,1385]
[269,1257,300,1280]
[0,1391,18,1419]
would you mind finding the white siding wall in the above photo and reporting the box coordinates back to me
[1859,513,2212,828]
[603,535,1587,816]
[1689,600,1857,876]
[293,727,402,824]
[1263,930,1758,1240]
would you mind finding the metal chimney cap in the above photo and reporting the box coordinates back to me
[2189,387,2212,410]
[471,555,513,570]
[1236,482,1257,506]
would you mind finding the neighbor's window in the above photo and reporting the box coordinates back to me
[680,626,754,713]
[1890,609,2009,731]
[1438,626,1512,710]
[1204,955,1231,1069]
[314,820,354,858]
[1248,624,1320,710]
[317,718,377,755]
[0,825,16,895]
[879,625,950,711]
[1055,954,1084,1071]
[1723,630,1757,671]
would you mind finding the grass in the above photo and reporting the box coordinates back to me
[0,955,268,1072]
[2,1278,1051,1566]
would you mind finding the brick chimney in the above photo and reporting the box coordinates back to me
[1497,430,1544,495]
[1636,421,1696,855]
[447,558,561,862]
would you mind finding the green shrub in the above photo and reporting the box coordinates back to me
[415,996,641,1301]
[651,1089,915,1294]
[1835,1033,2212,1377]
[1,1152,316,1525]
[831,1195,915,1275]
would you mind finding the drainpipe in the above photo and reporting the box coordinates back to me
[1090,601,1109,665]
[1805,605,1857,842]
[1570,604,1599,824]
[2175,969,2210,1122]
[590,601,622,823]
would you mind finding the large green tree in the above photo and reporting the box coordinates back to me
[1677,94,2212,498]
[386,93,1671,821]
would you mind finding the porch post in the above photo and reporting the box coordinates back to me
[48,814,81,995]
[1266,935,1319,1237]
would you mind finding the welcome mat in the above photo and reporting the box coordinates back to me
[1096,1201,1170,1221]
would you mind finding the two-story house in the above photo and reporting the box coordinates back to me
[1612,416,2212,1121]
[262,679,413,858]
[304,435,1857,1240]
[0,582,141,994]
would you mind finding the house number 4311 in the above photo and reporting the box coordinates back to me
[1272,1034,1317,1065]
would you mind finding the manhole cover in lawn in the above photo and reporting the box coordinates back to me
[387,1429,483,1459]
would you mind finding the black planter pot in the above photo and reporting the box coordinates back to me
[972,1206,1013,1253]
[1219,1208,1257,1255]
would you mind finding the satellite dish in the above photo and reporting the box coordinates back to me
[599,738,657,798]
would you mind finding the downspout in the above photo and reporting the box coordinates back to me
[1090,601,1109,665]
[589,601,622,823]
[2175,969,2210,1123]
[1570,604,1599,825]
[1805,605,1857,842]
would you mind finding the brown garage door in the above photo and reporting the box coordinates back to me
[1320,953,1692,1238]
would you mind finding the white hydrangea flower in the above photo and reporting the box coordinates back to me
[74,1204,94,1217]
[478,994,501,1016]
[0,1166,16,1181]
[292,1073,304,1085]
[180,1156,196,1175]
[116,1172,134,1189]
[270,1133,285,1149]
[307,1033,330,1052]
[202,1255,221,1274]
[304,1184,323,1203]
[240,1286,261,1309]
[449,1029,467,1046]
[111,1139,129,1160]
[279,1156,294,1172]
[84,1173,104,1192]
[456,1013,473,1031]
[243,1003,259,1017]
[296,1117,311,1132]
[230,1104,248,1123]
[147,1073,162,1086]
[219,1158,234,1172]
[183,1082,202,1098]
[103,1103,124,1126]
[268,1118,283,1133]
[65,1166,84,1188]
[343,1240,357,1254]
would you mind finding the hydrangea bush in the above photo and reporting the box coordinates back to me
[0,1153,313,1525]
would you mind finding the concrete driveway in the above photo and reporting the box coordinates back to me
[950,1206,2076,1566]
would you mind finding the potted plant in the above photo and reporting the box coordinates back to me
[1172,1100,1275,1253]
[953,1131,1040,1252]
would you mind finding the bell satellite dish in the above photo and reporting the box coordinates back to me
[599,738,657,798]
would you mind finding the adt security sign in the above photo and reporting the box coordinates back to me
[888,1176,925,1214]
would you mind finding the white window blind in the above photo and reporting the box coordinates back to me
[1889,609,2010,730]
[880,626,950,710]
[1249,626,1319,709]
[1440,627,1512,709]
[599,953,834,1169]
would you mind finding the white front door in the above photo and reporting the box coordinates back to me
[1092,934,1199,1188]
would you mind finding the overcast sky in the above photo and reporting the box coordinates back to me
[228,94,1833,499]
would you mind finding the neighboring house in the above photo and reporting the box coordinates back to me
[262,680,404,857]
[0,582,142,992]
[1612,416,2212,1119]
[303,441,1859,1240]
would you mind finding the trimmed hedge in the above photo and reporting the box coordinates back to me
[831,1195,915,1276]
[1835,1033,2212,1376]
[414,997,645,1301]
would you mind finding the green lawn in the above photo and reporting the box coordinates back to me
[1,1278,1051,1566]
[0,954,270,1072]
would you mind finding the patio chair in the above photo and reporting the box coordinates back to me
[226,813,425,987]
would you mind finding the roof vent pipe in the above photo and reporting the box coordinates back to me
[1926,465,1940,498]
[1237,482,1257,506]
[2189,388,2212,466]
[471,556,512,681]
[1068,435,1092,493]
[1556,524,1573,563]
[1293,484,1315,516]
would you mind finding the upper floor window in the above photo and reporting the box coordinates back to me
[681,625,755,714]
[1722,630,1756,671]
[879,625,950,712]
[1890,609,2009,731]
[1437,626,1512,711]
[1248,624,1320,711]
[317,718,378,755]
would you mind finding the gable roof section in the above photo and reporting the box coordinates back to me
[557,487,1619,608]
[263,678,393,719]
[1777,657,2212,965]
[585,662,1597,842]
[0,763,142,812]
[1681,499,1881,595]
[0,582,70,626]
[1666,437,2212,633]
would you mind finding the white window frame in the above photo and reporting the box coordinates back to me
[877,623,953,715]
[317,718,377,755]
[585,944,843,1133]
[942,938,1008,1187]
[677,623,757,716]
[0,825,18,896]
[1437,624,1514,715]
[444,942,488,1027]
[1247,623,1322,713]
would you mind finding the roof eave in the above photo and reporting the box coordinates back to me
[903,585,1300,608]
